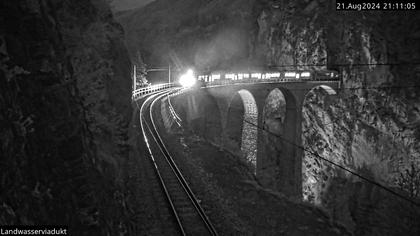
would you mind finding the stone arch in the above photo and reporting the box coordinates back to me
[317,85,337,95]
[259,87,298,194]
[301,85,338,204]
[226,89,258,171]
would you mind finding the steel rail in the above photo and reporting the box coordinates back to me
[138,90,186,235]
[149,92,219,236]
[139,89,218,235]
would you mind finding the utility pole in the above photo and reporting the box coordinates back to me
[133,65,136,91]
[168,64,171,84]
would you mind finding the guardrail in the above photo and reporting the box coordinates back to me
[132,83,176,101]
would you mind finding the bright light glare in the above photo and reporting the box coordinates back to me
[179,69,196,87]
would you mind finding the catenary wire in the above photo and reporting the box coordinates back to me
[239,117,420,207]
[225,102,419,207]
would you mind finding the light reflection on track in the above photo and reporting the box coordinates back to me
[136,89,218,236]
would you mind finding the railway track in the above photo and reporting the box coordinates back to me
[136,90,218,236]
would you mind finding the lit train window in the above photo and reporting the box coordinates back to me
[301,72,310,77]
[285,72,296,77]
[238,74,243,80]
[251,73,261,79]
[243,74,249,79]
[296,73,300,79]
[212,74,220,80]
[271,73,281,78]
[265,73,279,79]
[225,73,235,80]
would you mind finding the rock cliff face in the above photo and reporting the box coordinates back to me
[259,1,420,234]
[0,0,132,234]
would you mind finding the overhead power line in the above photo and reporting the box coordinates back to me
[207,82,420,92]
[239,118,420,207]
[269,62,420,68]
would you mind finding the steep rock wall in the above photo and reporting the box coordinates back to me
[254,0,420,234]
[0,0,132,234]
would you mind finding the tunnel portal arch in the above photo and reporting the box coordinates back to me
[226,89,258,172]
[301,85,338,204]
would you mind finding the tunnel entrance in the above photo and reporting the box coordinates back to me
[302,85,337,204]
[226,89,258,172]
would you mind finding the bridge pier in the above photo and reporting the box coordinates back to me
[170,82,339,199]
[257,100,304,197]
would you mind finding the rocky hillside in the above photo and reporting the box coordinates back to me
[118,0,420,234]
[295,2,420,233]
[0,0,133,234]
[117,0,258,72]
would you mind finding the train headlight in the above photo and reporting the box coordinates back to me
[179,69,196,87]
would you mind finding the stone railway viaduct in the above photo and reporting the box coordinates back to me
[170,81,340,197]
